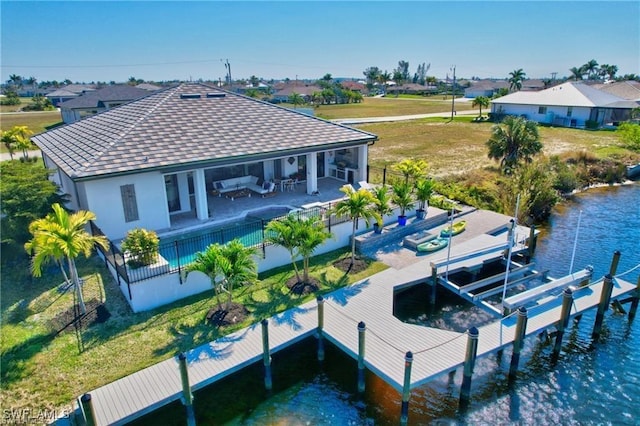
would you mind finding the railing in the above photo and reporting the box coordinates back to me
[367,165,418,187]
[90,201,352,285]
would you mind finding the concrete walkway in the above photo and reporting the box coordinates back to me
[332,109,478,125]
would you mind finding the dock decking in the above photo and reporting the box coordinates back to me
[82,209,636,425]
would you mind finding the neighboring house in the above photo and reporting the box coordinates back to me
[386,83,438,96]
[271,83,322,103]
[45,84,96,106]
[58,85,154,124]
[464,80,509,98]
[490,82,638,128]
[592,80,640,101]
[135,83,163,91]
[340,80,367,94]
[32,83,377,241]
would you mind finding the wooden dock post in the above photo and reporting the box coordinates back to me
[628,276,640,323]
[609,250,621,276]
[509,306,528,382]
[552,288,573,362]
[430,267,438,305]
[357,321,366,393]
[178,353,196,426]
[592,274,614,341]
[80,393,97,426]
[317,295,325,361]
[261,319,272,390]
[400,351,413,426]
[459,327,479,408]
[527,224,537,261]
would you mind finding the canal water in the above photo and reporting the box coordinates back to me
[134,183,639,425]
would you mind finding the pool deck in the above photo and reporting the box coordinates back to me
[80,208,638,425]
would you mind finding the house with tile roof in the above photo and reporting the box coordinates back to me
[33,83,377,240]
[490,82,638,128]
[59,85,156,124]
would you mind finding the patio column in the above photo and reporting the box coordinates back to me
[193,168,209,221]
[357,144,368,182]
[306,152,318,195]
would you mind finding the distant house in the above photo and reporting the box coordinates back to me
[45,84,97,106]
[464,80,509,98]
[340,80,367,94]
[491,82,638,128]
[591,80,640,101]
[386,83,438,96]
[271,82,322,103]
[58,85,155,124]
[32,83,376,240]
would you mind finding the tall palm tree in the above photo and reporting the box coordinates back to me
[332,186,379,266]
[486,116,543,174]
[288,92,304,109]
[508,69,526,92]
[24,203,109,315]
[295,216,331,282]
[265,215,303,283]
[1,130,16,160]
[188,239,257,310]
[569,66,585,81]
[377,71,391,95]
[583,59,599,79]
[472,96,490,117]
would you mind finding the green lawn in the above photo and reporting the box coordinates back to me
[0,249,386,413]
[0,110,62,134]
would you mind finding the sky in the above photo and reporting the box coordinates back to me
[1,1,638,84]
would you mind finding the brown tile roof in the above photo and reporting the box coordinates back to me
[33,83,377,180]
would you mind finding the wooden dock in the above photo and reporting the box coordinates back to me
[81,210,636,425]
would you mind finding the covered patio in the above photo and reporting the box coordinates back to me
[165,177,354,233]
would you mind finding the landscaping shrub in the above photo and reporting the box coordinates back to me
[121,228,159,267]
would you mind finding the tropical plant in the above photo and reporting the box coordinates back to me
[617,122,640,151]
[393,158,428,184]
[332,186,379,266]
[508,68,526,92]
[486,115,543,174]
[391,181,415,218]
[1,130,16,160]
[371,185,393,227]
[1,126,34,160]
[187,239,257,310]
[121,228,160,267]
[569,66,585,81]
[472,96,490,118]
[414,178,435,213]
[24,203,109,316]
[288,92,304,109]
[266,214,331,283]
[583,59,599,79]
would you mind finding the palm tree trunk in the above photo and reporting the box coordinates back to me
[68,257,86,315]
[303,257,309,283]
[351,219,357,264]
[58,259,72,287]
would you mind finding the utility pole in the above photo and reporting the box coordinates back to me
[450,65,456,121]
[221,59,232,86]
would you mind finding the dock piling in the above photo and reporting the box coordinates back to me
[80,394,97,426]
[178,353,196,426]
[629,276,640,323]
[430,267,438,305]
[592,274,614,341]
[552,288,573,362]
[527,224,537,261]
[509,306,528,382]
[609,250,621,276]
[317,295,325,361]
[459,327,479,409]
[400,351,413,426]
[357,321,366,393]
[261,319,272,390]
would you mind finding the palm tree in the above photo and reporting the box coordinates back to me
[1,130,16,160]
[288,92,304,109]
[371,185,393,231]
[377,70,391,95]
[583,59,599,79]
[332,186,379,266]
[569,66,585,81]
[295,216,331,283]
[265,215,304,283]
[10,125,33,160]
[188,239,257,310]
[472,96,490,118]
[393,158,428,184]
[508,69,526,92]
[24,203,109,316]
[486,116,543,174]
[414,178,435,219]
[599,64,618,81]
[391,181,415,224]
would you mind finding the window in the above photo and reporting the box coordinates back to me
[120,184,139,222]
[538,106,547,114]
[567,107,573,117]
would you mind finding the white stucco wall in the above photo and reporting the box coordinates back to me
[83,171,170,240]
[491,103,592,127]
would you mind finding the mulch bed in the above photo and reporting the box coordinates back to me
[285,276,320,296]
[332,256,369,274]
[48,299,111,334]
[206,302,249,327]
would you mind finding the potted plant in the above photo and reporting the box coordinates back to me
[392,181,415,226]
[414,178,434,220]
[121,228,160,268]
[372,185,393,233]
